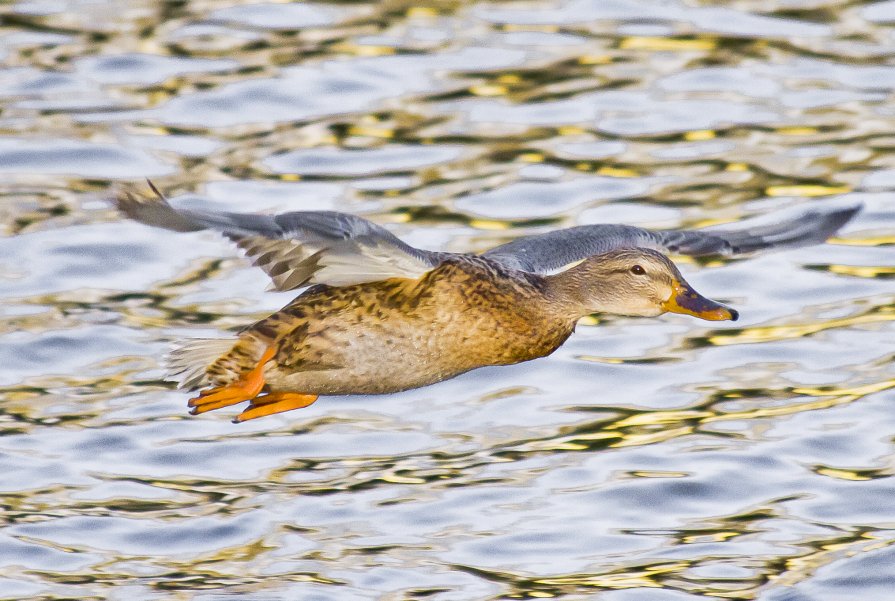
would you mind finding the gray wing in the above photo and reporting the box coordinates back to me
[482,203,861,273]
[114,182,441,290]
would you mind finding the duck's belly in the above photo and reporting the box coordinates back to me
[263,301,557,395]
[265,317,474,395]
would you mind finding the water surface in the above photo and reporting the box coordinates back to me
[1,1,894,599]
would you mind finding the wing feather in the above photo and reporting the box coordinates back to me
[115,183,439,290]
[116,183,860,284]
[482,203,861,274]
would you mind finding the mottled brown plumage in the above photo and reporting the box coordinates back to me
[174,249,732,421]
[206,255,577,396]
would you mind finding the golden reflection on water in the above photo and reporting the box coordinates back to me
[2,0,895,599]
[703,299,895,347]
[808,263,895,279]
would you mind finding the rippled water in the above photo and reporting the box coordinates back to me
[2,1,894,599]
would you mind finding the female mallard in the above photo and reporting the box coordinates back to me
[115,183,858,422]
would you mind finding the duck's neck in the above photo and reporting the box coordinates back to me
[542,263,606,320]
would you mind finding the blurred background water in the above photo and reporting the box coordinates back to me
[1,0,894,599]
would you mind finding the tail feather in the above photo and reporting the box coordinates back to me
[165,338,238,390]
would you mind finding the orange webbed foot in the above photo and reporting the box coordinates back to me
[189,385,258,415]
[233,392,319,423]
[187,346,276,416]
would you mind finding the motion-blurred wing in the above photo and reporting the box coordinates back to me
[482,203,861,274]
[114,182,440,290]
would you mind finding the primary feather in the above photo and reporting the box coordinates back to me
[482,203,861,273]
[115,183,439,289]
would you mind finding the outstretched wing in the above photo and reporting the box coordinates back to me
[114,182,441,290]
[482,203,861,274]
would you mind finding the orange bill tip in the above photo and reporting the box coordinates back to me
[662,280,738,322]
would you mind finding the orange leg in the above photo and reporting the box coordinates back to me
[188,347,276,415]
[233,392,319,423]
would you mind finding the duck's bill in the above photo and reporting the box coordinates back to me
[662,280,739,322]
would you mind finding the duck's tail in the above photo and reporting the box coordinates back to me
[165,334,268,390]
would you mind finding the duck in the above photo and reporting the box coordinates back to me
[114,182,859,422]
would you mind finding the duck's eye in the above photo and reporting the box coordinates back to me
[631,265,646,275]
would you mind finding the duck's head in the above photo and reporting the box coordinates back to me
[548,248,738,322]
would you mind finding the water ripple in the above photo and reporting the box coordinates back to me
[2,0,895,599]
